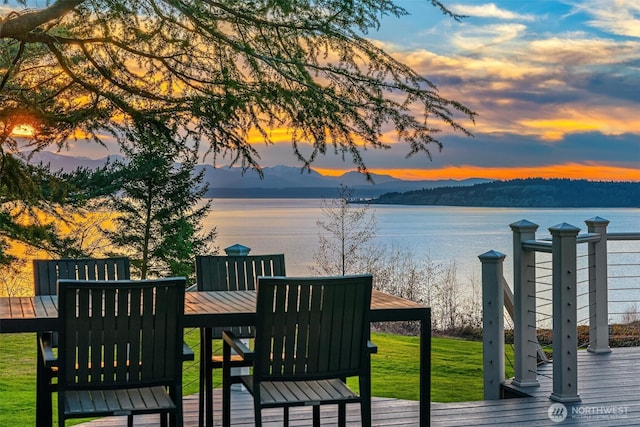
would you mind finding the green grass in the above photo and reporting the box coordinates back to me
[0,331,512,426]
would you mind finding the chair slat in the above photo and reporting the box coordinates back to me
[282,284,299,374]
[103,389,121,411]
[89,288,103,382]
[150,385,176,408]
[162,285,180,378]
[77,260,90,280]
[64,389,84,413]
[102,288,117,382]
[227,260,240,291]
[75,288,91,384]
[150,286,167,378]
[125,388,145,411]
[34,261,57,295]
[294,285,312,373]
[115,288,130,381]
[243,260,256,292]
[91,390,110,412]
[317,284,335,373]
[127,288,143,382]
[338,284,356,369]
[115,388,135,411]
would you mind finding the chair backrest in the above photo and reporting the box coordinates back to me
[253,275,373,381]
[196,254,285,338]
[33,257,131,296]
[56,277,186,391]
[195,254,285,292]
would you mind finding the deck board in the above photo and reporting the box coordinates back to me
[74,392,422,426]
[76,347,640,426]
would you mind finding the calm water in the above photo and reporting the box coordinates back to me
[202,198,639,277]
[202,199,639,323]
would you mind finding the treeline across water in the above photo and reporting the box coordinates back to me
[370,178,640,208]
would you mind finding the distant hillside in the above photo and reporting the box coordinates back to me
[369,178,640,208]
[24,151,490,199]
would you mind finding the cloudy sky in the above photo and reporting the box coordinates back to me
[258,0,640,181]
[42,1,640,181]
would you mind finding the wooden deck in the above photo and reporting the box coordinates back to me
[77,347,640,426]
[75,391,422,426]
[435,347,640,426]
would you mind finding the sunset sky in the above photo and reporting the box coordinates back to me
[43,1,640,181]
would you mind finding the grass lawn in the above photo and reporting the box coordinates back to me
[0,330,512,426]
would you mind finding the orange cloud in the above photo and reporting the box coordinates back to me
[315,163,640,182]
[518,107,640,141]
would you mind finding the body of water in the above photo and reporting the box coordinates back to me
[202,199,640,323]
[202,198,638,277]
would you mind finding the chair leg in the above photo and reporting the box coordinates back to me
[338,403,346,427]
[203,328,214,427]
[206,364,213,426]
[284,407,289,427]
[361,400,372,427]
[255,405,262,427]
[360,375,373,427]
[58,389,66,427]
[36,335,53,427]
[313,405,320,427]
[128,415,134,427]
[222,341,231,427]
[199,329,205,427]
[175,387,184,427]
[206,367,213,427]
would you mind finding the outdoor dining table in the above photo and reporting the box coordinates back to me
[0,289,431,427]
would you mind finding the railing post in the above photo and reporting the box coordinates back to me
[550,223,582,403]
[585,216,611,354]
[480,250,507,400]
[510,220,539,387]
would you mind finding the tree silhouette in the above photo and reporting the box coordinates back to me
[1,0,474,172]
[0,0,475,265]
[105,123,216,280]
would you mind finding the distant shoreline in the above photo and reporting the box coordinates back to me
[204,179,640,209]
[365,178,640,208]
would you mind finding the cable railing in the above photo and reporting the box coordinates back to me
[607,239,640,321]
[480,217,640,402]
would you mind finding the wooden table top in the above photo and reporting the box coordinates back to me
[0,290,428,333]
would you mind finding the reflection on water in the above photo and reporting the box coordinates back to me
[203,199,639,322]
[204,198,638,274]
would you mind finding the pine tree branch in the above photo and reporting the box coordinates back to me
[0,0,85,39]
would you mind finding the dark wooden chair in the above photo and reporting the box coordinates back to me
[40,277,188,427]
[222,274,376,427]
[33,257,131,295]
[33,257,131,424]
[196,254,286,427]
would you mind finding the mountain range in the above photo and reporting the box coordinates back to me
[25,151,490,199]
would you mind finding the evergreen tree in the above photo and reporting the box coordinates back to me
[106,123,216,280]
[1,1,474,265]
[0,152,118,264]
[1,1,473,174]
